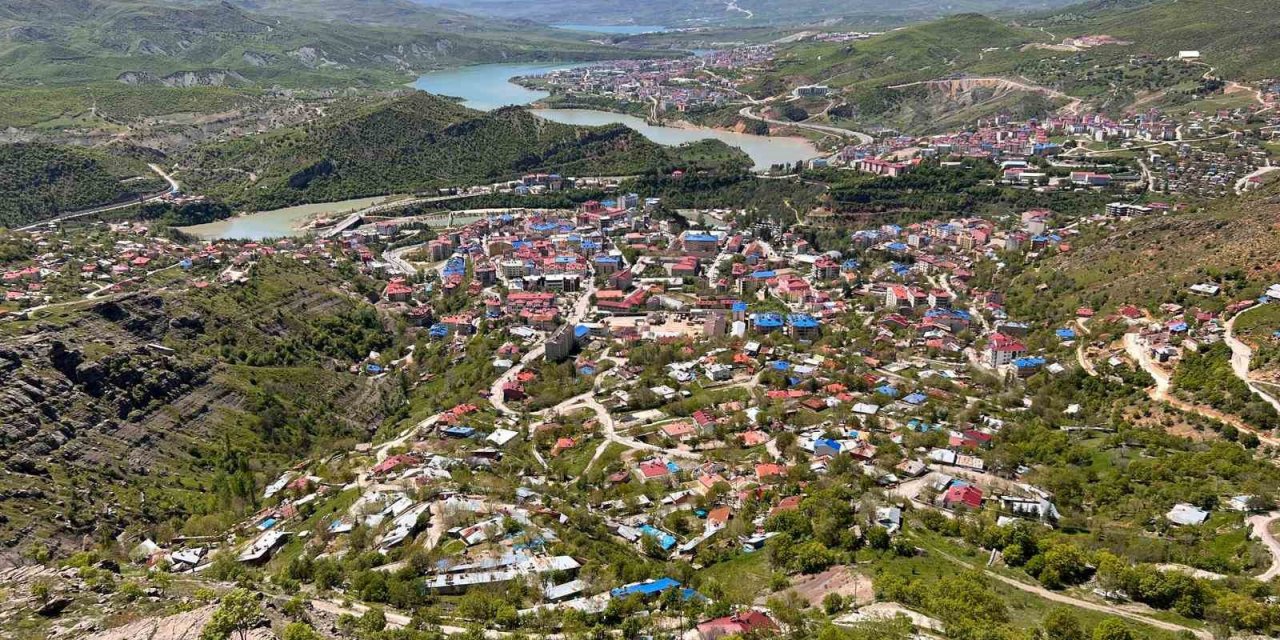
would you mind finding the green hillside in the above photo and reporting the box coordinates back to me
[748,14,1044,95]
[1000,185,1280,326]
[180,91,750,209]
[0,0,643,89]
[0,143,166,228]
[1031,0,1280,79]
[0,258,406,549]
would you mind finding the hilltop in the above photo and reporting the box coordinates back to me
[179,91,750,210]
[415,0,1079,28]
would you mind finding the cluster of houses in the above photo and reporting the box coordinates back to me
[529,46,774,113]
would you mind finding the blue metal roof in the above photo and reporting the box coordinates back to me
[755,313,784,328]
[814,438,841,452]
[1013,356,1046,368]
[610,578,681,598]
[788,314,819,329]
[686,233,718,243]
[639,525,677,550]
[903,392,928,405]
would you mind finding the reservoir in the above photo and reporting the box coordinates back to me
[178,195,400,241]
[412,63,820,171]
[185,62,821,240]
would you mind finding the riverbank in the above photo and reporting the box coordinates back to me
[413,62,823,170]
[178,195,404,241]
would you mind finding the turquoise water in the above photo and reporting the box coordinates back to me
[552,24,669,35]
[412,63,820,170]
[412,62,587,111]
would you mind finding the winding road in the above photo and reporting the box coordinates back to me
[1123,333,1280,448]
[738,105,873,145]
[16,163,180,232]
[1224,308,1280,415]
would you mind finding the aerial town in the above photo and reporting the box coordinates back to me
[7,1,1280,639]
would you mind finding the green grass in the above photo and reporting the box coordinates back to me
[907,531,1197,639]
[698,549,773,606]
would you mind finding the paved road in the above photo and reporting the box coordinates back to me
[383,242,427,276]
[738,105,872,145]
[16,163,179,231]
[1236,165,1279,194]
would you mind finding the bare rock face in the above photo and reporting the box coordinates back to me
[82,605,277,640]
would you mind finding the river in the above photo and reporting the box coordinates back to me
[185,62,819,240]
[412,62,820,171]
[178,195,400,241]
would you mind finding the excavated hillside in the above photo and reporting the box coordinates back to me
[0,260,403,561]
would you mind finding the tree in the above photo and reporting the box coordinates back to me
[360,606,388,633]
[281,623,321,640]
[866,527,891,551]
[1042,607,1084,640]
[200,589,261,640]
[823,592,846,615]
[1091,618,1134,640]
[30,580,51,604]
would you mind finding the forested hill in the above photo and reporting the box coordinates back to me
[181,91,751,210]
[0,143,165,228]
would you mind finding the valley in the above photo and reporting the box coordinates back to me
[4,1,1280,640]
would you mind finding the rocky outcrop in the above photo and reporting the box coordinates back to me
[116,70,248,87]
[241,50,272,67]
[81,604,277,640]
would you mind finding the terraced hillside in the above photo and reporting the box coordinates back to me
[0,258,404,558]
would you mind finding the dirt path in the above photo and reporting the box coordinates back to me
[1075,318,1097,376]
[1225,309,1280,414]
[1124,334,1280,447]
[1247,511,1280,581]
[931,547,1212,640]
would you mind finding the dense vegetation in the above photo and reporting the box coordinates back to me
[0,143,163,227]
[181,92,750,209]
[1173,342,1280,431]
